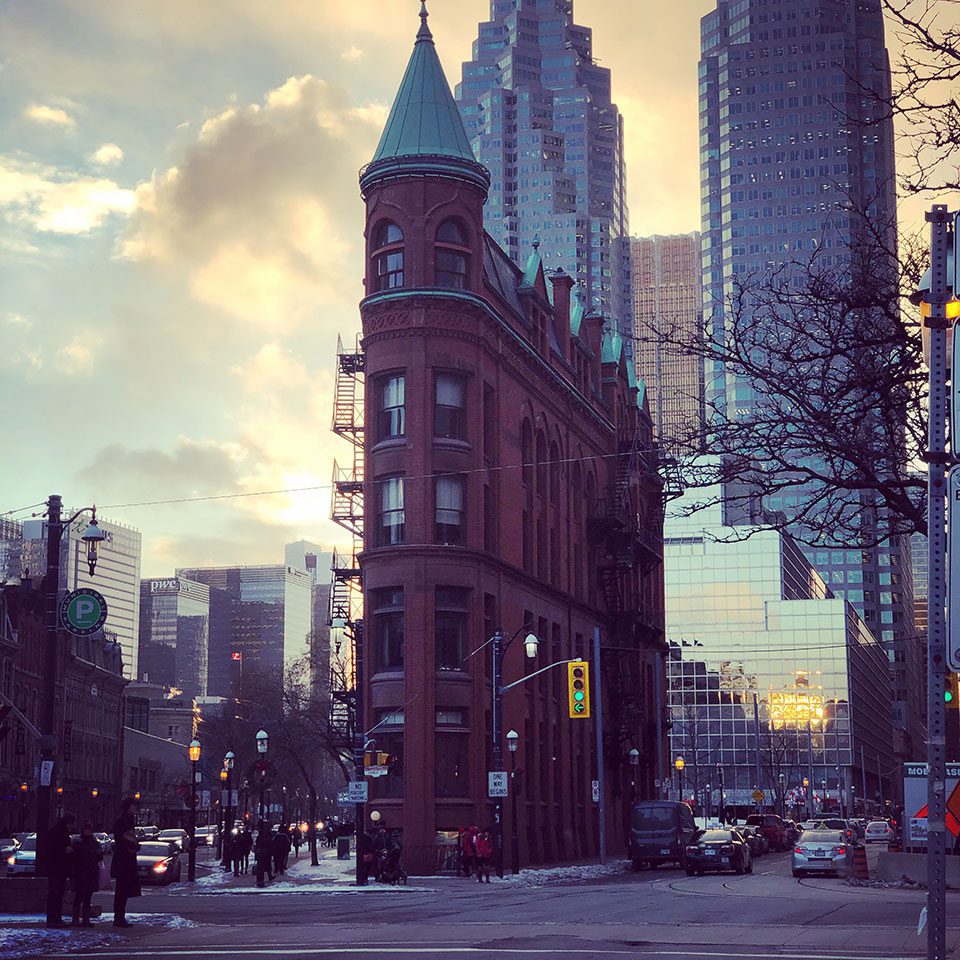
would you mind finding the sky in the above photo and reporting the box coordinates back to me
[0,0,881,577]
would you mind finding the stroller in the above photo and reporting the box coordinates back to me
[376,845,407,885]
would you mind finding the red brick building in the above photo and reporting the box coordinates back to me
[341,8,665,872]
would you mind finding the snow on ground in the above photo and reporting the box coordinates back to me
[490,860,630,887]
[0,914,195,959]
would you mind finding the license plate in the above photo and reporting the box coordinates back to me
[704,849,716,856]
[812,851,828,858]
[721,857,729,863]
[659,848,670,855]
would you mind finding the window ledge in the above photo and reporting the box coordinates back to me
[371,670,405,681]
[435,669,471,681]
[433,438,471,451]
[371,438,407,453]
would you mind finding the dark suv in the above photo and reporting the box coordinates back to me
[745,813,787,851]
[628,801,699,870]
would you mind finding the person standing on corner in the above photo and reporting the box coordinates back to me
[71,821,103,926]
[110,797,141,928]
[45,811,76,927]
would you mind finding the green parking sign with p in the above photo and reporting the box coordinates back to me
[59,588,108,636]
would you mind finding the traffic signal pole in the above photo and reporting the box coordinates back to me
[593,627,606,864]
[924,205,951,960]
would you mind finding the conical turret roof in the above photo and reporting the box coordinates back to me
[360,3,489,195]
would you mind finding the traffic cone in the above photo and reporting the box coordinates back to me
[851,845,869,880]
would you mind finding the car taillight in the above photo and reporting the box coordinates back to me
[685,845,699,853]
[152,860,169,874]
[834,846,846,855]
[721,844,735,853]
[794,846,804,854]
[6,855,14,866]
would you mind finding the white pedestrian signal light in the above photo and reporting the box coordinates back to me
[568,661,590,719]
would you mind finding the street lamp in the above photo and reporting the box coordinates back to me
[35,496,104,875]
[221,750,235,868]
[507,729,520,875]
[188,738,201,882]
[256,730,268,823]
[629,749,640,804]
[674,756,685,801]
[489,627,538,879]
[19,783,28,831]
[778,772,786,818]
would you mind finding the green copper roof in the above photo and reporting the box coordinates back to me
[636,379,647,409]
[520,240,542,290]
[569,289,585,337]
[371,5,478,165]
[601,330,623,365]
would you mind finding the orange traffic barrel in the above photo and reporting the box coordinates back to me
[851,845,869,880]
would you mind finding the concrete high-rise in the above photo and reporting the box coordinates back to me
[456,0,632,338]
[21,514,142,680]
[138,576,210,698]
[698,0,919,756]
[630,234,704,449]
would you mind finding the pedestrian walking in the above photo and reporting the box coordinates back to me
[461,824,479,878]
[271,826,291,876]
[70,822,103,926]
[291,825,302,859]
[254,822,273,887]
[475,830,493,883]
[45,811,76,927]
[239,826,253,873]
[110,797,141,928]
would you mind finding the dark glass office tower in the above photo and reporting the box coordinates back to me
[456,0,632,338]
[698,0,919,755]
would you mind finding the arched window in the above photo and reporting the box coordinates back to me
[435,219,469,289]
[372,221,404,291]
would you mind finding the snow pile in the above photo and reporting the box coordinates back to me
[845,876,924,890]
[492,860,630,887]
[0,926,118,959]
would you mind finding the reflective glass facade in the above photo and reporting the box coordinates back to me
[665,486,895,808]
[138,577,210,698]
[456,0,632,338]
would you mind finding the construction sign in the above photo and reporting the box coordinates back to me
[903,762,960,845]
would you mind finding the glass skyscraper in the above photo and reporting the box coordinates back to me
[698,0,919,754]
[455,0,632,338]
[138,576,210,698]
[665,480,896,810]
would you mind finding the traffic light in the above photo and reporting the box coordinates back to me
[567,660,590,719]
[946,673,959,709]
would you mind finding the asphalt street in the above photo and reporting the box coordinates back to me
[31,848,956,960]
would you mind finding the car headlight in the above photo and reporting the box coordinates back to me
[6,855,14,866]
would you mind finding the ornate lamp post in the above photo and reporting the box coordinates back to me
[629,749,640,804]
[507,729,520,875]
[221,750,235,868]
[256,730,268,823]
[188,738,201,882]
[674,756,686,801]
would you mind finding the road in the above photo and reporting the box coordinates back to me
[31,847,955,960]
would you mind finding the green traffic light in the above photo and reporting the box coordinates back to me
[574,691,585,702]
[947,689,954,703]
[574,703,585,713]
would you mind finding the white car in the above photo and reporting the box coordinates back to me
[7,835,36,875]
[194,825,218,846]
[865,820,895,843]
[157,828,188,850]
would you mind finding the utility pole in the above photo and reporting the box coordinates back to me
[36,494,63,877]
[491,629,505,878]
[752,693,763,810]
[353,621,366,887]
[593,627,606,864]
[920,204,952,960]
[807,719,815,819]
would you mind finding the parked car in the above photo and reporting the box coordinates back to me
[865,820,896,843]
[157,828,188,850]
[745,813,788,851]
[135,825,160,840]
[136,841,183,884]
[738,825,766,858]
[7,835,37,875]
[685,828,753,876]
[628,801,699,870]
[792,829,853,877]
[812,818,858,846]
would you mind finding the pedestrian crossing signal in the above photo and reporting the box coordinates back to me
[568,661,590,719]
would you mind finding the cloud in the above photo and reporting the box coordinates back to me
[0,156,135,234]
[122,74,377,330]
[341,46,364,61]
[24,104,76,128]
[5,313,33,329]
[54,333,104,376]
[90,143,124,166]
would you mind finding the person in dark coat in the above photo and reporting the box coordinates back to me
[110,797,141,928]
[271,826,291,875]
[239,827,253,874]
[254,823,273,887]
[45,812,76,927]
[71,821,103,926]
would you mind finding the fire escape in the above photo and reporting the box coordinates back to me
[329,334,364,746]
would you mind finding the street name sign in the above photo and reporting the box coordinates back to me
[488,772,509,798]
[59,588,108,636]
[346,781,368,803]
[949,468,960,669]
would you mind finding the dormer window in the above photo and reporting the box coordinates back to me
[373,221,404,291]
[435,219,469,289]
